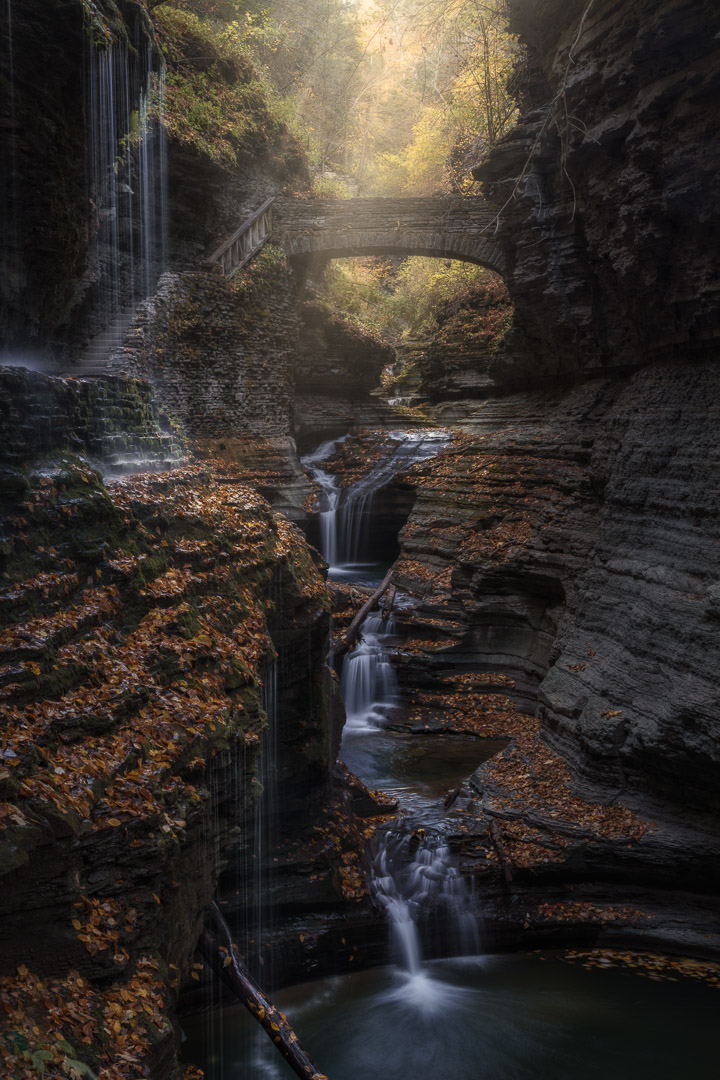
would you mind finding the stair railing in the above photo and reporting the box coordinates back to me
[207,196,276,278]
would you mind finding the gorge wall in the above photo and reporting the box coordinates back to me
[474,0,720,387]
[293,297,397,451]
[1,0,164,361]
[0,366,337,1080]
[0,4,337,1077]
[390,0,720,933]
[1,0,719,1073]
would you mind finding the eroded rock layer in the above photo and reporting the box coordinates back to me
[363,0,720,945]
[476,0,720,387]
[388,357,720,939]
[0,372,335,1080]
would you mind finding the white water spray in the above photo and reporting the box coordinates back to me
[340,613,398,731]
[301,437,346,568]
[370,827,480,995]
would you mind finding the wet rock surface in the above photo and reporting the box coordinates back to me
[0,367,186,477]
[0,373,337,1079]
[293,300,408,451]
[418,277,513,401]
[0,0,159,361]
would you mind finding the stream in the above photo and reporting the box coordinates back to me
[184,430,719,1079]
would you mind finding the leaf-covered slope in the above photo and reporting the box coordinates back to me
[0,380,332,1079]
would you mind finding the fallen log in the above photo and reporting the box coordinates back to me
[200,903,328,1080]
[333,566,394,657]
[443,787,460,811]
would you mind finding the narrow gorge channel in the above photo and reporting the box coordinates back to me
[183,430,718,1079]
[1,1,719,1079]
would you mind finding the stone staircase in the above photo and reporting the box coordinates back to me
[74,307,137,376]
[1,366,186,477]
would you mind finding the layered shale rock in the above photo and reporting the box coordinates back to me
[0,372,335,1080]
[0,0,163,361]
[294,300,397,451]
[0,366,185,477]
[372,0,720,936]
[475,0,720,387]
[418,276,513,401]
[390,360,720,943]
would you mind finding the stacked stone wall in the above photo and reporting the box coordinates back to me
[109,263,300,440]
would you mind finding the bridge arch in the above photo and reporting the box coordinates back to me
[274,196,505,276]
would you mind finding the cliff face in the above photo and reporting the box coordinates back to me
[0,370,335,1080]
[475,0,720,387]
[399,364,720,877]
[388,0,720,933]
[0,0,163,360]
[0,0,309,364]
[293,300,397,451]
[418,276,513,401]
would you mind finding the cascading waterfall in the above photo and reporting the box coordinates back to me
[137,50,168,297]
[4,2,14,119]
[303,426,482,993]
[302,431,449,577]
[340,612,398,731]
[2,0,19,295]
[86,39,168,332]
[254,658,279,984]
[371,828,479,983]
[300,437,346,568]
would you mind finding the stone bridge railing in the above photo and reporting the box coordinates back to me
[209,196,504,278]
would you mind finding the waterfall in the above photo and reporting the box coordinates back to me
[302,424,481,1008]
[302,430,450,575]
[300,437,346,569]
[5,1,16,181]
[2,0,19,301]
[138,51,168,297]
[340,613,397,731]
[253,659,279,984]
[371,827,479,981]
[86,39,168,335]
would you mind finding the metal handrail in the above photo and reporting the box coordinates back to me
[208,196,276,278]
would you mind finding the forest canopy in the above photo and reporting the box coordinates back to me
[151,0,519,195]
[149,0,518,342]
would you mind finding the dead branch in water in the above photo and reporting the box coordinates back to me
[488,817,514,890]
[333,566,394,657]
[200,903,328,1080]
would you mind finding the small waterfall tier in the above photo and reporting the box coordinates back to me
[340,612,398,731]
[370,824,480,990]
[301,429,449,581]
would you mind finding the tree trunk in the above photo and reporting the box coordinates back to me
[382,585,396,620]
[200,903,328,1080]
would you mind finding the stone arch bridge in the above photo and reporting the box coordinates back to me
[209,196,504,278]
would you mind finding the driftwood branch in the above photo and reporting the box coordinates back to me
[333,567,394,657]
[200,903,328,1080]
